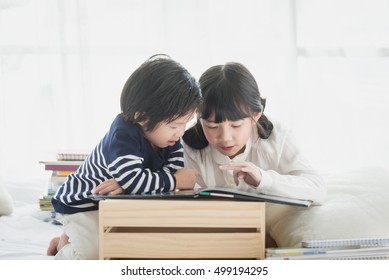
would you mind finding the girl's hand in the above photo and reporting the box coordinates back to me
[94,178,124,195]
[219,162,262,187]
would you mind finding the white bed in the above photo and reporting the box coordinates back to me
[0,180,62,260]
[1,167,389,260]
[266,167,389,247]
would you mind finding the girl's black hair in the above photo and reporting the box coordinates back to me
[120,54,202,131]
[183,62,273,149]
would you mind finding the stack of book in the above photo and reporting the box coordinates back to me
[265,238,389,260]
[39,152,89,222]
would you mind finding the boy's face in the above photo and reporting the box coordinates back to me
[140,112,195,149]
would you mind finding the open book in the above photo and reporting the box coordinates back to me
[90,185,312,207]
[197,186,312,207]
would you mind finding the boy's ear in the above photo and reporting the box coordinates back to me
[134,112,147,127]
[137,121,147,127]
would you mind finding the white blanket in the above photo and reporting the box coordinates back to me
[267,167,389,247]
[1,167,389,259]
[0,181,62,260]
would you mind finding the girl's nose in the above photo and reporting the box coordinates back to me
[218,126,232,142]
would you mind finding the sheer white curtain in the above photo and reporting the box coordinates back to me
[294,0,389,172]
[0,0,388,188]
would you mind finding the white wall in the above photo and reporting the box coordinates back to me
[0,0,388,188]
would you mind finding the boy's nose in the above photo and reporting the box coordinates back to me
[176,126,186,138]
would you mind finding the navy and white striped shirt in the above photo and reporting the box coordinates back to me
[52,114,183,214]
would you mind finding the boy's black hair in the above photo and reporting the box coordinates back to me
[183,62,273,150]
[120,54,202,131]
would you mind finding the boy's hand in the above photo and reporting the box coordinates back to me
[94,178,124,195]
[174,168,198,190]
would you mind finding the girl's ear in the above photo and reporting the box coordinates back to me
[252,112,262,124]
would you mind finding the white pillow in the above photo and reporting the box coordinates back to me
[0,184,13,216]
[266,167,389,247]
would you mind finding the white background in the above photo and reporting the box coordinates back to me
[1,260,389,279]
[1,0,388,189]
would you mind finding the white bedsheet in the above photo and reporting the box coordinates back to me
[0,181,62,260]
[267,167,389,247]
[2,167,389,260]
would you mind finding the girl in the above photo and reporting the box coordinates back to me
[183,62,326,205]
[47,55,202,259]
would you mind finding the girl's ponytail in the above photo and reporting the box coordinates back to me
[182,121,209,149]
[257,97,273,139]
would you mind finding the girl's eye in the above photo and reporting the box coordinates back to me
[206,125,218,129]
[231,122,243,128]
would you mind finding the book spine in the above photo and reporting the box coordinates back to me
[45,164,80,172]
[266,245,360,256]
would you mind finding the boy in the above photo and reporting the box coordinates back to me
[47,55,202,259]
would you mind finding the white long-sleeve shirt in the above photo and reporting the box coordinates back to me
[183,120,326,205]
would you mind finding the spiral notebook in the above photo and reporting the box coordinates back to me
[302,237,389,248]
[265,246,389,260]
[267,238,389,260]
[56,150,90,161]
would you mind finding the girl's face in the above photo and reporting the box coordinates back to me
[140,112,195,149]
[200,113,261,158]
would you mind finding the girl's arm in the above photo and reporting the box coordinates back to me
[219,131,326,205]
[256,131,326,205]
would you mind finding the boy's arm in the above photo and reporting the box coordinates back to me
[108,155,176,195]
[94,178,124,195]
[162,143,184,174]
[160,141,198,190]
[105,130,177,194]
[182,143,207,188]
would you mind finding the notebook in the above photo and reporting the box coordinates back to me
[302,237,389,248]
[266,243,389,260]
[56,150,90,161]
[265,246,389,260]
